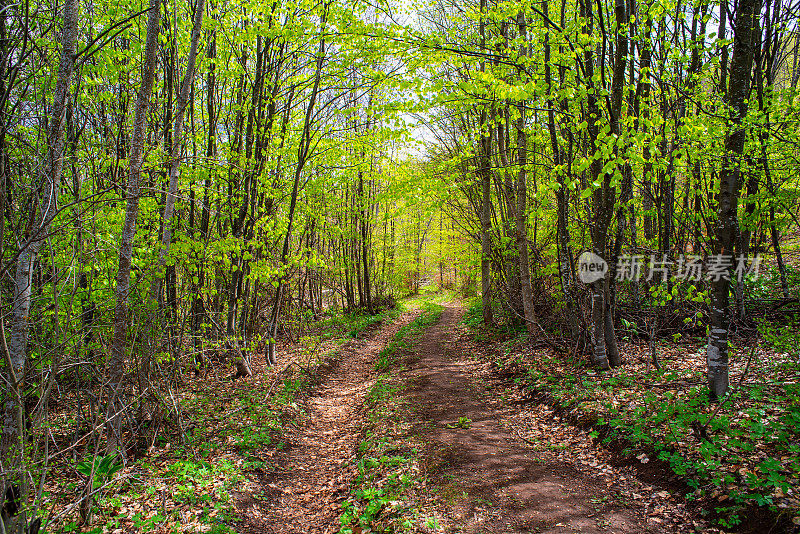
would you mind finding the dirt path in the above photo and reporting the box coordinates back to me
[235,311,417,534]
[402,304,699,533]
[234,302,703,533]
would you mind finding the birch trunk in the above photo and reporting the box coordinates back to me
[581,0,610,369]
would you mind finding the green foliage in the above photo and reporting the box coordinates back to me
[758,313,800,360]
[340,375,421,532]
[619,317,638,341]
[11,0,800,527]
[76,454,123,490]
[461,298,485,330]
[461,298,525,340]
[315,305,400,342]
[445,416,472,429]
[339,297,448,532]
[745,266,800,300]
[366,375,400,407]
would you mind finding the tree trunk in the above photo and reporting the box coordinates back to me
[515,10,535,334]
[359,169,373,314]
[107,0,161,454]
[707,0,761,400]
[150,0,205,302]
[582,0,613,369]
[753,17,789,299]
[2,0,78,518]
[478,0,493,326]
[267,2,329,364]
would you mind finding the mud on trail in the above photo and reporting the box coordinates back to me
[235,302,707,533]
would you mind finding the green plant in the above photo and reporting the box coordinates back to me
[445,416,471,429]
[424,516,441,529]
[375,302,443,371]
[758,313,800,360]
[620,317,638,341]
[76,454,123,490]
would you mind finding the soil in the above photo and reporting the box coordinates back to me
[402,305,706,533]
[235,303,710,533]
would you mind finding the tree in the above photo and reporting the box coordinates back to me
[107,0,161,454]
[150,0,205,305]
[515,9,536,333]
[707,0,763,399]
[1,0,79,524]
[266,1,330,365]
[477,0,493,326]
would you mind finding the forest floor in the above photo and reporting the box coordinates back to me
[239,299,715,534]
[59,293,797,533]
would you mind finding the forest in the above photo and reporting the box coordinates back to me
[1,0,799,531]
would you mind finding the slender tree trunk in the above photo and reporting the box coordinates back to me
[496,107,523,319]
[150,0,205,302]
[582,0,611,369]
[753,20,789,299]
[542,0,579,344]
[359,169,373,314]
[478,0,493,326]
[599,0,629,368]
[2,0,78,518]
[190,29,216,345]
[267,3,329,364]
[636,8,655,243]
[107,0,161,454]
[516,10,535,333]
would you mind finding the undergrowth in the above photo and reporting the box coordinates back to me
[314,303,400,340]
[60,305,399,533]
[461,298,525,340]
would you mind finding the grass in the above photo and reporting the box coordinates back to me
[374,301,444,371]
[460,297,526,340]
[402,288,457,310]
[313,304,401,340]
[445,416,472,429]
